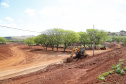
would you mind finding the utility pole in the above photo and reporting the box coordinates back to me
[93,24,95,56]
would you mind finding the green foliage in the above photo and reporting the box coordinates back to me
[86,29,107,45]
[62,30,79,51]
[34,28,80,51]
[98,70,114,81]
[78,32,89,47]
[34,28,108,51]
[120,30,126,33]
[112,62,123,70]
[102,72,109,77]
[112,37,123,43]
[34,35,43,45]
[98,61,125,81]
[119,59,124,62]
[111,62,125,75]
[24,37,35,46]
[97,75,105,81]
[124,38,126,46]
[52,28,64,51]
[0,37,8,43]
[8,39,24,42]
[107,36,126,45]
[108,70,115,74]
[123,67,126,71]
[42,28,64,51]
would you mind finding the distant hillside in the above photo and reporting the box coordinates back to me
[4,35,35,40]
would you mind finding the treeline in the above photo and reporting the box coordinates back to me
[24,28,108,51]
[112,37,126,45]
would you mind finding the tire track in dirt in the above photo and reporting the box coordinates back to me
[0,45,70,80]
[6,47,126,84]
[0,46,26,79]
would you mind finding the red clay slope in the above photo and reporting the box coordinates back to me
[0,45,12,60]
[1,46,126,84]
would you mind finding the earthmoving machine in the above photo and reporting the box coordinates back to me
[66,47,88,63]
[100,46,106,50]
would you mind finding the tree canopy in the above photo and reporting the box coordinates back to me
[86,29,107,45]
[62,30,79,51]
[0,37,8,43]
[24,37,35,48]
[25,28,108,51]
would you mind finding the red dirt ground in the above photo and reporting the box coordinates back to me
[0,43,125,84]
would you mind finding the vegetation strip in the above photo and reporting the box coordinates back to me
[97,59,126,81]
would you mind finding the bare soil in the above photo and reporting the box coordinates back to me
[0,43,124,84]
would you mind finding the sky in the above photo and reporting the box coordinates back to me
[0,0,126,37]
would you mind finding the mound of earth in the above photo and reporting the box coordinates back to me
[0,45,12,60]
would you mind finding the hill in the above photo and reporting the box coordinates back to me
[4,35,35,40]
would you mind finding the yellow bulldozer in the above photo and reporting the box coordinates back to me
[66,47,88,63]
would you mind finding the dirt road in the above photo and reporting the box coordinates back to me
[0,44,71,80]
[0,44,113,84]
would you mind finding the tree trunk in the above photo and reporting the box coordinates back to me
[57,43,58,51]
[64,43,66,51]
[84,43,85,47]
[64,48,65,52]
[51,44,54,51]
[45,44,48,50]
[52,46,54,51]
[46,47,47,50]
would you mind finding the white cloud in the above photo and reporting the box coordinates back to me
[25,9,35,17]
[115,0,126,4]
[0,20,2,23]
[39,7,61,17]
[1,2,9,8]
[18,20,23,22]
[38,0,125,32]
[5,17,14,21]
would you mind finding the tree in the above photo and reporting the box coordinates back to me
[34,28,64,51]
[34,35,42,45]
[120,30,126,36]
[62,30,79,51]
[120,30,125,33]
[86,29,107,48]
[86,29,97,48]
[53,28,64,51]
[95,30,107,44]
[43,29,56,51]
[34,34,49,50]
[0,37,8,44]
[78,32,88,47]
[24,37,35,48]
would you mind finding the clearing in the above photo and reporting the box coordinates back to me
[0,43,123,84]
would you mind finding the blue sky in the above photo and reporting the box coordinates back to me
[0,0,126,36]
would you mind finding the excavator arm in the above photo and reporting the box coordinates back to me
[71,47,75,58]
[71,47,81,58]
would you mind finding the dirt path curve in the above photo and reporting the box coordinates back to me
[0,45,70,80]
[0,45,26,79]
[0,46,26,68]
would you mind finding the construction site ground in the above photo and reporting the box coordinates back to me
[0,43,126,84]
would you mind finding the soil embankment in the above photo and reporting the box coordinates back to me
[0,43,124,84]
